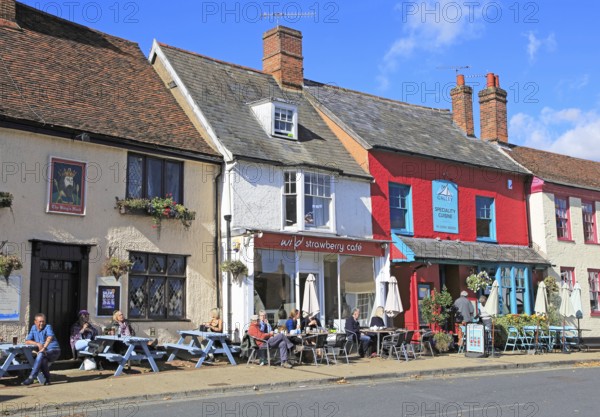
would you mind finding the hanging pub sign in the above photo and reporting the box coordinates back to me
[46,156,87,215]
[432,180,458,234]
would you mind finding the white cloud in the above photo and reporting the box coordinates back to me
[510,107,600,161]
[378,1,484,90]
[526,32,557,63]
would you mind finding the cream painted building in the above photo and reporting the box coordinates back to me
[506,146,600,337]
[0,1,221,357]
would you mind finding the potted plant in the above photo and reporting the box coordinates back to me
[466,270,492,293]
[0,192,13,209]
[102,256,133,281]
[220,260,248,285]
[432,331,454,353]
[420,286,454,330]
[0,254,22,284]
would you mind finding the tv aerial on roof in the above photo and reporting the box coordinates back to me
[436,65,471,74]
[261,11,315,26]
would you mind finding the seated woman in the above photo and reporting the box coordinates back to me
[111,310,135,336]
[367,306,386,357]
[369,306,385,328]
[69,309,99,357]
[285,309,300,333]
[201,308,223,333]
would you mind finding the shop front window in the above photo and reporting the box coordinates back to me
[253,250,296,321]
[339,256,375,326]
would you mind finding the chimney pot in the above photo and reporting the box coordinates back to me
[479,72,508,143]
[450,74,475,137]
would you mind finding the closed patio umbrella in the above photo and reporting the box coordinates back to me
[302,274,320,317]
[533,281,548,352]
[559,282,575,353]
[384,276,403,318]
[486,280,499,357]
[570,282,585,350]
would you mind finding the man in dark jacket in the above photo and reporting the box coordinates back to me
[453,291,474,346]
[345,308,371,357]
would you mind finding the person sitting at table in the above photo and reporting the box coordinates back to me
[258,310,273,333]
[370,306,385,328]
[200,308,223,333]
[345,308,372,358]
[248,314,294,368]
[22,313,60,386]
[277,306,288,329]
[302,312,322,330]
[478,296,492,329]
[366,306,386,357]
[69,309,100,357]
[285,309,301,333]
[111,310,135,336]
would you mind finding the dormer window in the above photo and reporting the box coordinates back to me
[274,106,295,137]
[250,99,298,140]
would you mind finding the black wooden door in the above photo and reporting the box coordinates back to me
[30,242,90,359]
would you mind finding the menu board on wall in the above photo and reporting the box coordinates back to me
[96,276,121,317]
[0,275,21,321]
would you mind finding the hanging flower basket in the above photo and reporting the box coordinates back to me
[0,192,13,209]
[0,254,22,284]
[102,256,133,281]
[115,195,196,229]
[466,271,492,293]
[220,260,248,285]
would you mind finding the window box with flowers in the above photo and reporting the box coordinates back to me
[0,192,13,209]
[115,195,196,229]
[0,254,22,284]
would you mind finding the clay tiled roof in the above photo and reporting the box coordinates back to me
[508,146,600,191]
[0,3,219,158]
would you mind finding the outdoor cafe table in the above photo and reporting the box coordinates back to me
[165,330,239,368]
[81,335,163,376]
[364,328,399,356]
[0,343,43,382]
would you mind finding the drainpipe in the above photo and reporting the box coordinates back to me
[214,164,223,310]
[224,214,232,338]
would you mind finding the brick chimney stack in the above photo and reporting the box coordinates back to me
[0,0,18,28]
[263,26,304,90]
[450,74,475,137]
[478,72,508,142]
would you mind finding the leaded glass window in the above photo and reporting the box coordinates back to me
[128,252,186,320]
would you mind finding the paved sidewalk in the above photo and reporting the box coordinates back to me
[1,350,600,415]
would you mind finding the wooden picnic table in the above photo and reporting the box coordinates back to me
[0,343,45,383]
[165,330,239,368]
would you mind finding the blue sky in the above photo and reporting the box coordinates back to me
[20,0,600,160]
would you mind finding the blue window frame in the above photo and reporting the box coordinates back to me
[389,183,413,235]
[490,265,531,315]
[476,196,496,241]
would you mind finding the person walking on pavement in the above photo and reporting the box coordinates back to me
[454,291,474,347]
[23,313,61,386]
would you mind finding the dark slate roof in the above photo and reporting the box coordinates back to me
[0,3,219,158]
[305,81,526,173]
[396,236,549,266]
[157,44,370,179]
[506,146,600,192]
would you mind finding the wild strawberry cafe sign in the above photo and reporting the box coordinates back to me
[255,233,385,257]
